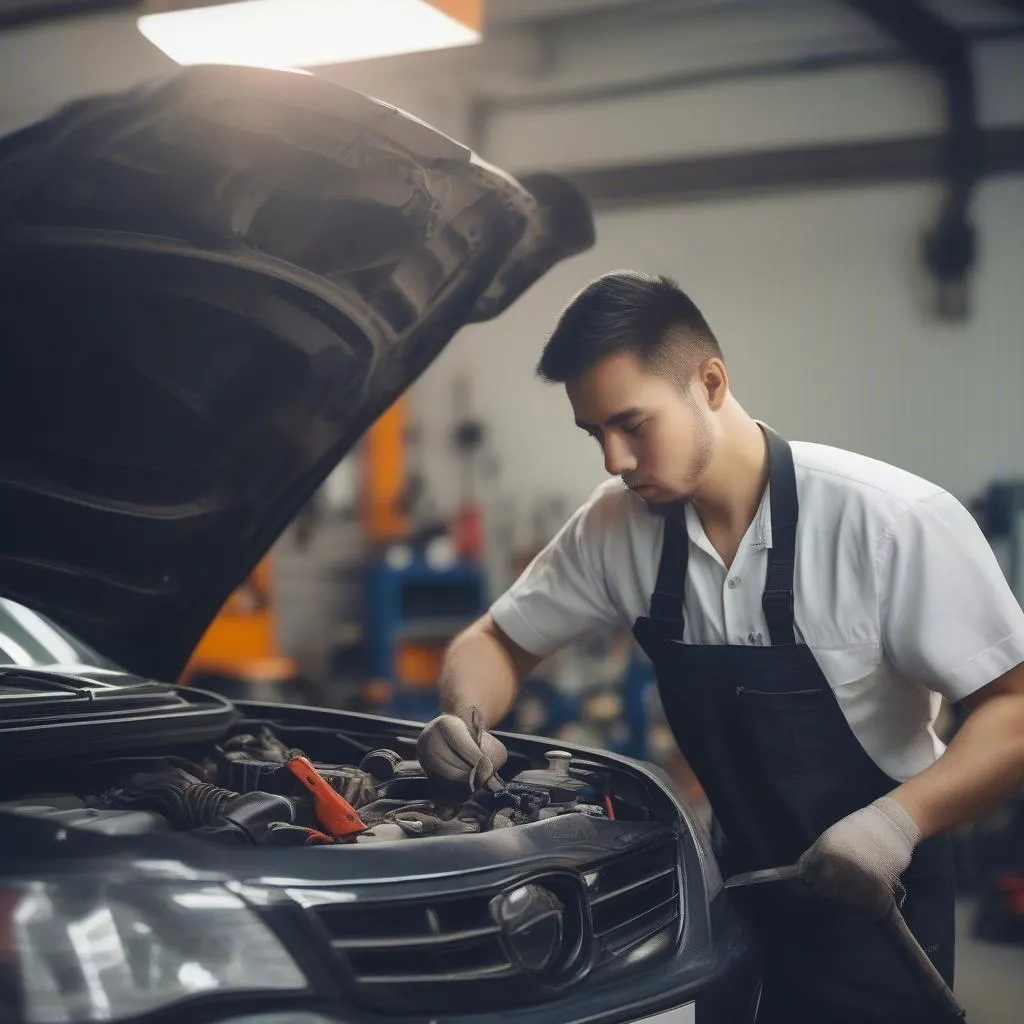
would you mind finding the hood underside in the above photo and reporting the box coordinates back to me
[0,66,594,681]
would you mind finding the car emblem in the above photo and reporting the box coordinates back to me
[490,883,566,975]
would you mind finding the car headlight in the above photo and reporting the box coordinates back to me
[0,877,307,1023]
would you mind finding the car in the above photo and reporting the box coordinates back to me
[0,66,761,1024]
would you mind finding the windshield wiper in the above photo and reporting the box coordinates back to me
[0,667,169,703]
[0,666,98,700]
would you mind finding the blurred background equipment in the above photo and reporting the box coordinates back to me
[951,480,1024,951]
[179,556,312,704]
[971,480,1024,605]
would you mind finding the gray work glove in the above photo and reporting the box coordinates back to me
[416,707,508,793]
[797,794,921,920]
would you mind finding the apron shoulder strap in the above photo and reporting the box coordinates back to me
[650,503,689,625]
[761,426,799,646]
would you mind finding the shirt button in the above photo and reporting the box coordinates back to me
[727,577,742,590]
[748,631,764,646]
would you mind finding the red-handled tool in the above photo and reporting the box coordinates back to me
[286,755,367,839]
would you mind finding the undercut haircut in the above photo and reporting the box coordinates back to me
[536,271,722,388]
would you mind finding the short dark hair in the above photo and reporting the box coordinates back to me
[536,271,722,386]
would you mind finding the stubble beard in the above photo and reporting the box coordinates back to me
[661,397,715,507]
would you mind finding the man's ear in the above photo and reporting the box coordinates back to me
[699,358,729,410]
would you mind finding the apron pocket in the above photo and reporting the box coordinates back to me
[734,686,834,777]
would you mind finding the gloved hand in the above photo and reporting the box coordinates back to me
[416,707,508,793]
[797,794,922,920]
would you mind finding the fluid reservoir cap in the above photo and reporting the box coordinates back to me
[544,751,573,778]
[512,749,584,796]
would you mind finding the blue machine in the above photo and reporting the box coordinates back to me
[364,553,488,720]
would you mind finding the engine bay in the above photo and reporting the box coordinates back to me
[0,721,634,847]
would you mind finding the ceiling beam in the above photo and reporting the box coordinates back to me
[555,127,1024,210]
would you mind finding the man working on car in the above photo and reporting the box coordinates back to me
[417,271,1024,1022]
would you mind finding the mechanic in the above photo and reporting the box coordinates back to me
[418,271,1024,1022]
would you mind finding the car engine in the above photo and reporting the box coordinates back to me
[0,723,615,846]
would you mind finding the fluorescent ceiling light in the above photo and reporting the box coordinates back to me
[138,0,482,70]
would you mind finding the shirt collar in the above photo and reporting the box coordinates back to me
[682,480,774,559]
[753,483,773,550]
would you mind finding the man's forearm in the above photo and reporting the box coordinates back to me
[438,621,523,728]
[891,689,1024,840]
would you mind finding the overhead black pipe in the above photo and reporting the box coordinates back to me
[0,0,139,30]
[840,0,981,320]
[478,23,1022,119]
[554,127,1024,210]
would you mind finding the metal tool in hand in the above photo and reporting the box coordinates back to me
[724,865,967,1021]
[468,707,506,794]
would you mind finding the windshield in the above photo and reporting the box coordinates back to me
[0,597,118,671]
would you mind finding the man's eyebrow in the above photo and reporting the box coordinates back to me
[573,405,643,430]
[574,408,644,432]
[606,408,644,426]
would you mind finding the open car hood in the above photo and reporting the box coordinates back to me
[0,66,594,682]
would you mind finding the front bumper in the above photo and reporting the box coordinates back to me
[224,833,760,1024]
[148,888,759,1024]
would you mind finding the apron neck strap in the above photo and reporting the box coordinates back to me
[761,425,799,646]
[646,425,800,646]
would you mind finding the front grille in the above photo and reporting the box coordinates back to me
[315,892,514,988]
[310,839,680,1014]
[312,881,581,1014]
[585,839,681,959]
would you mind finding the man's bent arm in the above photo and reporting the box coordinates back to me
[892,662,1024,839]
[438,614,544,728]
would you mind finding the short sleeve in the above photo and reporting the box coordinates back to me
[879,490,1024,702]
[489,486,629,658]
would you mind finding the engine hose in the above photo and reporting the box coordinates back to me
[109,774,237,830]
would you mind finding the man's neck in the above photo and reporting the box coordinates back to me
[692,409,769,537]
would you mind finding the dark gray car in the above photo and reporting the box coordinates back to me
[0,66,760,1024]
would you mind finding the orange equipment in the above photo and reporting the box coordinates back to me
[363,396,410,546]
[179,555,298,687]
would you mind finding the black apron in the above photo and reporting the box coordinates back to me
[633,426,956,1024]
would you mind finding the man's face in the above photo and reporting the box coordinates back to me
[567,350,715,505]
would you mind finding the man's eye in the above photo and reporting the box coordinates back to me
[625,420,647,436]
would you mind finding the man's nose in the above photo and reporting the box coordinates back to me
[603,435,637,476]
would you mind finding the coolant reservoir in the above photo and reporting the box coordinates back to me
[511,750,587,802]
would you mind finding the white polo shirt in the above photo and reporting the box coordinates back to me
[490,439,1024,781]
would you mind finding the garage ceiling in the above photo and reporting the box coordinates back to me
[485,0,749,24]
[0,0,1019,33]
[0,0,759,32]
[0,0,666,30]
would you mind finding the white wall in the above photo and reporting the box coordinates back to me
[412,177,1024,532]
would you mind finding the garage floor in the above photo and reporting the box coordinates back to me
[955,900,1024,1024]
